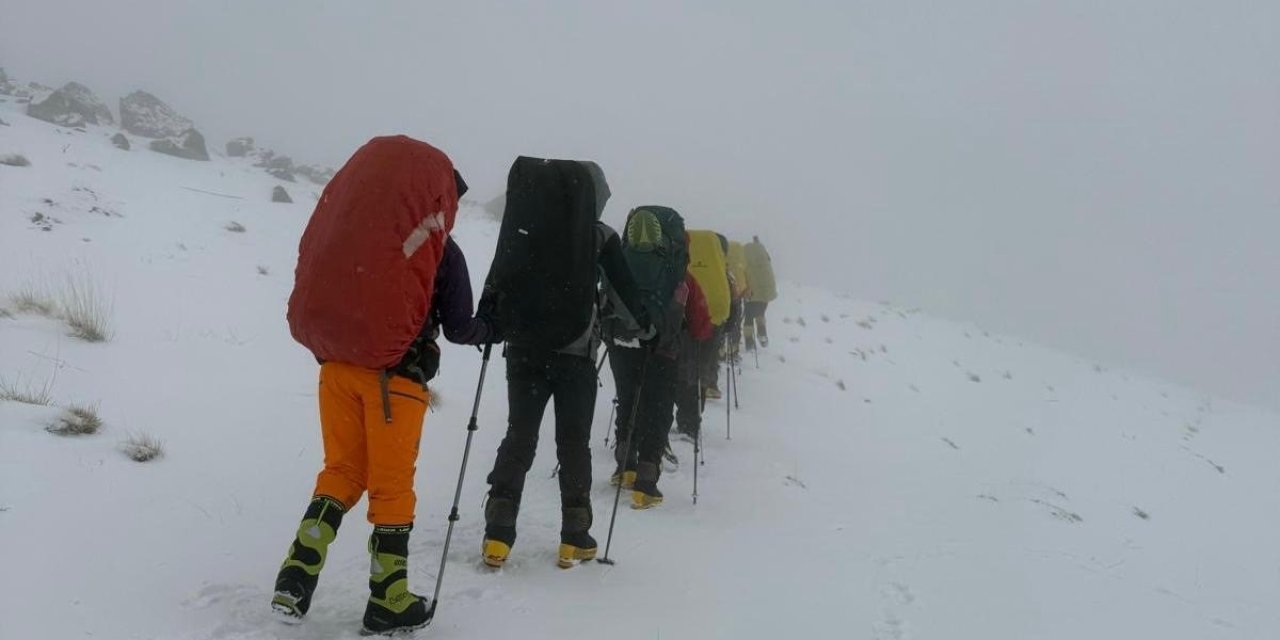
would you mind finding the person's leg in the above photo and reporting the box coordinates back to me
[744,302,763,350]
[483,348,552,564]
[607,345,644,480]
[359,372,433,633]
[313,362,369,510]
[758,301,770,345]
[363,374,428,527]
[701,326,723,396]
[549,353,600,566]
[272,362,365,620]
[632,356,677,508]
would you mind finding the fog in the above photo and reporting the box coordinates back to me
[3,1,1277,409]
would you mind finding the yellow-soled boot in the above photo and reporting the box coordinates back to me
[630,462,664,510]
[608,469,636,489]
[482,539,512,568]
[557,506,597,568]
[482,495,517,568]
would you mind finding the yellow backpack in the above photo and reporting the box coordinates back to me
[687,230,731,325]
[727,241,749,298]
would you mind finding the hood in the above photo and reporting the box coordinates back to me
[578,161,610,219]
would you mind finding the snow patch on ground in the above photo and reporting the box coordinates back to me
[2,100,1278,639]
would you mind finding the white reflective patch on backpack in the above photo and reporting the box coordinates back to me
[402,212,447,258]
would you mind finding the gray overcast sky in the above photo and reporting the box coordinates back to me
[3,1,1278,408]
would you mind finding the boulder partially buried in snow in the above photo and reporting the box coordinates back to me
[254,150,296,182]
[26,82,114,128]
[295,164,336,185]
[272,186,293,203]
[120,90,193,138]
[111,132,130,150]
[226,136,254,157]
[148,128,209,161]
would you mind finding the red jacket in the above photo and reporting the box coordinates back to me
[684,273,713,341]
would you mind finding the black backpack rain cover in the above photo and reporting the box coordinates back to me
[486,156,598,350]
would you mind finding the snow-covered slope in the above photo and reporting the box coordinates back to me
[2,102,1278,640]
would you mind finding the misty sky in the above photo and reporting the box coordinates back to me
[2,1,1278,409]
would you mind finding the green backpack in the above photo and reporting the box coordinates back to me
[620,206,687,332]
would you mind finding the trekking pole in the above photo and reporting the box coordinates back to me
[692,418,700,504]
[429,343,493,616]
[603,398,617,447]
[595,349,609,385]
[725,335,732,440]
[731,352,739,410]
[599,354,649,566]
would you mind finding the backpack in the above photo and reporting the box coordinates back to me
[485,156,599,350]
[687,229,731,325]
[744,240,778,302]
[727,241,750,298]
[620,206,688,332]
[287,135,458,369]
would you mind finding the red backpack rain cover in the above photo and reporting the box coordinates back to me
[287,135,458,369]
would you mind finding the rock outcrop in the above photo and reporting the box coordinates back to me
[120,90,194,138]
[148,128,210,161]
[27,82,114,128]
[226,136,254,157]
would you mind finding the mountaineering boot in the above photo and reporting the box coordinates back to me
[609,468,636,489]
[631,462,664,510]
[481,495,518,568]
[361,525,432,636]
[703,386,722,400]
[557,505,597,568]
[271,496,345,621]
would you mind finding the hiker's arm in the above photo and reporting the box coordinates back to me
[599,232,651,329]
[436,241,494,346]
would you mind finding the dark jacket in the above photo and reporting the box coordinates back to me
[556,222,649,358]
[394,236,493,384]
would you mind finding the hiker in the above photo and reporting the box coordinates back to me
[673,272,714,442]
[687,230,732,399]
[723,236,748,366]
[608,213,712,509]
[743,235,778,350]
[479,158,651,570]
[273,136,495,635]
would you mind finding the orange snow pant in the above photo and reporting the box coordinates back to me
[312,362,430,526]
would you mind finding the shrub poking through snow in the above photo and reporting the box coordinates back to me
[122,432,164,462]
[256,265,270,276]
[11,285,57,317]
[47,403,103,436]
[225,221,246,233]
[60,270,113,342]
[9,266,114,341]
[0,375,55,406]
[0,153,31,167]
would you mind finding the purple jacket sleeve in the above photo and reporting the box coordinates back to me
[431,238,492,345]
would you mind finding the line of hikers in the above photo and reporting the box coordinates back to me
[269,136,778,635]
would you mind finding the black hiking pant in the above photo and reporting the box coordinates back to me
[674,339,702,437]
[608,345,677,471]
[745,301,769,344]
[700,325,724,389]
[486,346,597,510]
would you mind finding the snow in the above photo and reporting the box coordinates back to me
[2,100,1279,639]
